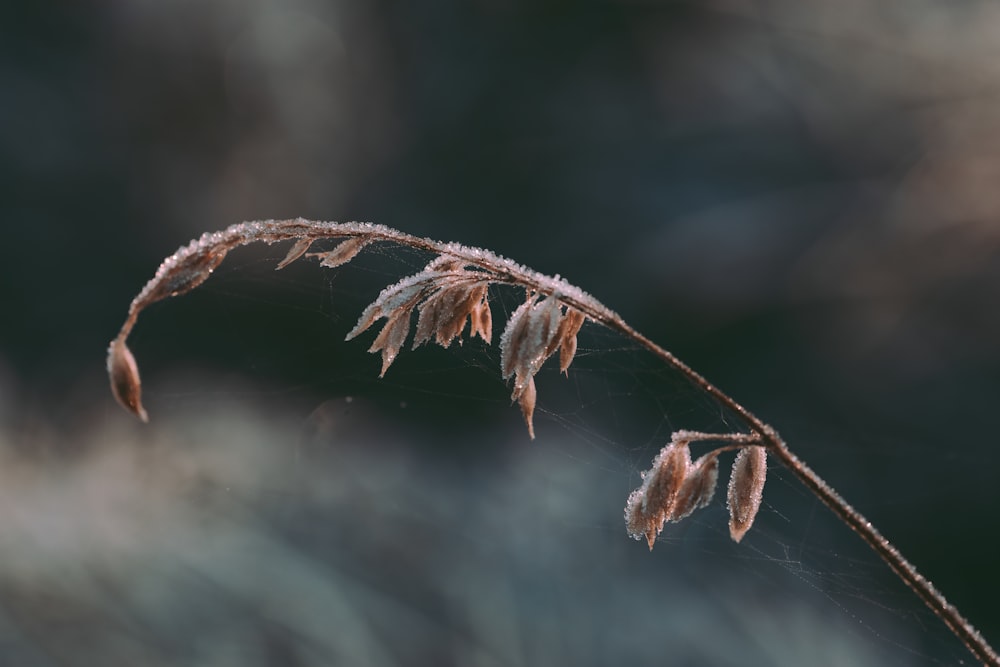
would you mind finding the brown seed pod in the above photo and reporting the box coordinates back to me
[107,337,148,423]
[625,439,691,549]
[727,446,767,543]
[307,237,369,269]
[276,238,313,269]
[671,452,720,522]
[518,375,537,440]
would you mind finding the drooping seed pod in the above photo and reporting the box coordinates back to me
[107,337,148,423]
[727,446,767,543]
[307,237,369,269]
[671,452,720,522]
[275,238,313,269]
[625,438,691,549]
[518,375,537,440]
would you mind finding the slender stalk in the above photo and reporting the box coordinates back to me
[771,441,998,665]
[111,219,998,665]
[613,327,999,666]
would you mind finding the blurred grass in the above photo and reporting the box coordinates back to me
[0,390,911,667]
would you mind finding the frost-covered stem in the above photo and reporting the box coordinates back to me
[616,326,999,666]
[111,219,998,665]
[769,439,998,666]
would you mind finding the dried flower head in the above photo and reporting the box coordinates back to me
[625,431,764,548]
[108,221,603,437]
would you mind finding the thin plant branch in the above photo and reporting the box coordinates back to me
[107,219,999,666]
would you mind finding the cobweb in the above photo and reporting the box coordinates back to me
[1,240,987,666]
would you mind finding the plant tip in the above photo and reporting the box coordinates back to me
[107,337,148,422]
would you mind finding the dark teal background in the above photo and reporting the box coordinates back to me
[2,1,999,664]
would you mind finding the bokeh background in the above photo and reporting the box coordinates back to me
[3,0,1000,665]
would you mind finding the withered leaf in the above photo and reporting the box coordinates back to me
[727,446,767,543]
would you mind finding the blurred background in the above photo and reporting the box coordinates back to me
[3,0,1000,664]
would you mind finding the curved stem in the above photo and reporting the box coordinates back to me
[770,441,997,665]
[614,325,999,666]
[113,219,999,665]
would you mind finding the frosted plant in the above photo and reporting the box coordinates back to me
[624,431,762,548]
[107,218,998,666]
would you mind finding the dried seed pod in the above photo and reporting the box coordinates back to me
[515,294,563,399]
[107,338,148,422]
[727,446,767,543]
[425,256,464,272]
[146,248,228,304]
[276,238,313,270]
[624,487,649,544]
[529,293,563,362]
[543,309,567,360]
[347,274,430,340]
[433,284,480,347]
[412,287,449,349]
[410,281,482,349]
[671,452,720,522]
[500,295,536,381]
[645,442,691,525]
[518,375,537,439]
[469,286,492,344]
[624,439,691,549]
[307,236,369,269]
[369,306,415,376]
[558,309,585,374]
